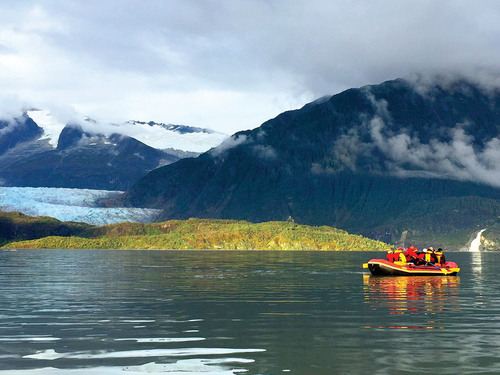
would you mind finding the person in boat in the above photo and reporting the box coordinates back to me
[395,247,406,263]
[412,248,426,265]
[435,248,445,265]
[386,248,400,262]
[424,247,438,264]
[387,249,401,263]
[416,248,426,265]
[404,246,420,264]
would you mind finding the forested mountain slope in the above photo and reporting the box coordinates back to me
[122,77,500,249]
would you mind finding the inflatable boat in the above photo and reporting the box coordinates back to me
[364,259,460,276]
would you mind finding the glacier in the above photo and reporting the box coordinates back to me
[0,187,161,226]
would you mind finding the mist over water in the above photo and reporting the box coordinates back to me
[0,250,499,374]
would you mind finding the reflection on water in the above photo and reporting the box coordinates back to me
[363,275,460,329]
[471,251,483,275]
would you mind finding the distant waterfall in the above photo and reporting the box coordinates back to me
[469,229,486,252]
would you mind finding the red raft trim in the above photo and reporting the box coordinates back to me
[366,259,460,276]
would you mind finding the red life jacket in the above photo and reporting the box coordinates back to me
[386,253,397,262]
[405,247,418,261]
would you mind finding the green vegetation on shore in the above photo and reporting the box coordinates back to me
[0,211,389,250]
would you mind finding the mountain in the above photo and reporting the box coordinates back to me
[0,110,228,190]
[121,77,500,249]
[0,115,42,154]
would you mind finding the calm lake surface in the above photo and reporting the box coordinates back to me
[0,249,496,374]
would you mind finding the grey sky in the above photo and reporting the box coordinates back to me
[1,0,500,133]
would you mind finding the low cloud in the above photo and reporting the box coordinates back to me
[0,94,27,120]
[379,127,500,187]
[252,144,277,160]
[0,95,31,136]
[333,93,500,188]
[0,119,20,137]
[209,133,248,156]
[407,70,500,98]
[331,130,368,172]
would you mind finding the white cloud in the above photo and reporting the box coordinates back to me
[252,144,277,160]
[209,133,248,157]
[365,114,500,187]
[328,85,500,187]
[1,1,500,134]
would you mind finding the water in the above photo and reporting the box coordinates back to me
[0,249,497,374]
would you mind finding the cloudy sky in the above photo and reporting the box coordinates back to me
[1,0,500,134]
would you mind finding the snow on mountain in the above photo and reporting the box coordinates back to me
[26,110,228,153]
[26,110,67,148]
[0,187,161,225]
[123,120,228,153]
